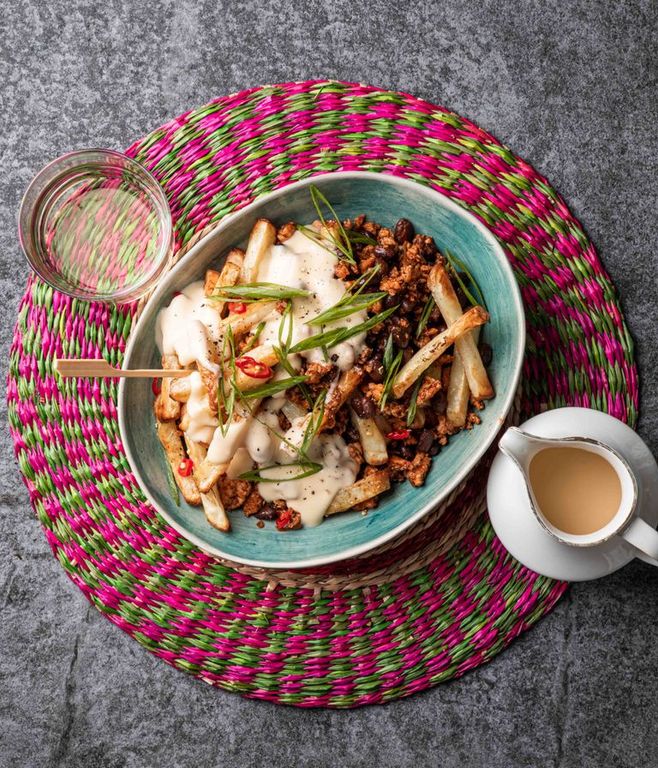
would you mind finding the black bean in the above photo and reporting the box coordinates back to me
[394,218,414,243]
[433,391,447,415]
[429,444,440,457]
[424,409,438,427]
[417,429,435,453]
[368,362,384,383]
[351,394,376,419]
[383,293,398,310]
[399,445,414,460]
[479,342,493,367]
[255,505,278,521]
[374,244,396,261]
[400,297,416,314]
[392,322,411,349]
[429,306,443,324]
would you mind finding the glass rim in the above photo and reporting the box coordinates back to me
[18,147,173,304]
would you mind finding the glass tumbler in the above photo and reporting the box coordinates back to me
[18,148,173,303]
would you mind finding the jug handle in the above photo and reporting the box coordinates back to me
[620,517,658,563]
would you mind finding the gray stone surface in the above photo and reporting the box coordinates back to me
[1,0,657,765]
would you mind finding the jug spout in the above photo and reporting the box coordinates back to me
[498,427,544,470]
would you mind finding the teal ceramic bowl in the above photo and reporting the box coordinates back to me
[118,172,525,568]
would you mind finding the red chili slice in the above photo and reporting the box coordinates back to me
[386,429,411,441]
[276,509,294,531]
[173,291,182,298]
[235,356,272,379]
[151,378,161,396]
[228,302,247,314]
[177,458,194,477]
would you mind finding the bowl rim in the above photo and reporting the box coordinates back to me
[118,170,525,569]
[18,147,173,303]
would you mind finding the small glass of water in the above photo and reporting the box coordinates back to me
[18,148,173,303]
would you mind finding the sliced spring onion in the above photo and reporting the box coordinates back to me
[211,282,309,301]
[306,292,387,326]
[239,462,323,483]
[406,374,425,426]
[380,333,403,411]
[415,296,435,339]
[165,458,180,506]
[444,251,487,309]
[290,305,398,354]
[309,185,357,266]
[241,375,309,400]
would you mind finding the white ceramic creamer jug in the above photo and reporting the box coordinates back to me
[487,407,658,581]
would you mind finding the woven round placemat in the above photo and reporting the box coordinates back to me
[8,80,638,708]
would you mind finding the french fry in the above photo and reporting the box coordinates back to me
[219,248,244,284]
[326,470,391,516]
[171,368,216,416]
[350,409,388,466]
[225,447,254,479]
[183,435,230,531]
[205,247,245,308]
[169,375,192,402]
[180,406,227,493]
[446,327,480,428]
[320,367,364,431]
[155,354,182,421]
[204,269,221,297]
[198,366,219,414]
[392,306,488,399]
[196,459,227,494]
[241,219,276,283]
[428,263,494,400]
[232,345,279,392]
[155,418,201,506]
[220,301,277,338]
[201,486,230,532]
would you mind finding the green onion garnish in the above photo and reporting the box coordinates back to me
[165,458,180,506]
[300,390,326,457]
[346,231,378,246]
[380,333,403,411]
[290,305,398,355]
[406,374,425,426]
[306,292,386,326]
[242,321,266,353]
[239,462,323,483]
[307,263,383,326]
[309,185,357,266]
[444,251,487,309]
[211,282,309,301]
[241,375,309,400]
[415,296,435,339]
[217,326,237,435]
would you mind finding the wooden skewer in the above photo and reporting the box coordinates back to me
[54,359,189,379]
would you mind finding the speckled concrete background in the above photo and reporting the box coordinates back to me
[1,1,657,766]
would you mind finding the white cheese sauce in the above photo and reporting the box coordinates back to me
[184,371,216,444]
[256,231,367,371]
[156,228,364,524]
[255,433,357,527]
[156,282,221,372]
